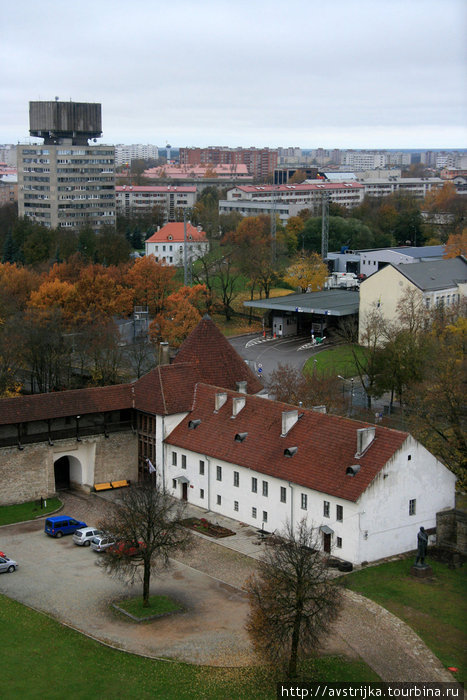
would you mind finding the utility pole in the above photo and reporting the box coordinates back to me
[321,192,329,260]
[270,185,277,263]
[183,209,192,286]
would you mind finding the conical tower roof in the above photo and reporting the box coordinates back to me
[173,315,263,394]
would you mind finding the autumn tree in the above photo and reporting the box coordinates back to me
[0,317,22,397]
[73,265,133,322]
[245,520,341,678]
[124,255,177,316]
[149,285,206,348]
[444,230,467,258]
[405,315,467,484]
[98,481,192,608]
[283,252,328,292]
[0,262,40,318]
[28,278,78,327]
[77,320,125,386]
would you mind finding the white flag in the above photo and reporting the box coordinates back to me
[146,458,156,474]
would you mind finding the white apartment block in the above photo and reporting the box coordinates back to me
[226,182,364,213]
[115,144,160,166]
[116,185,197,222]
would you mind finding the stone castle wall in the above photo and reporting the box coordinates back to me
[0,432,137,506]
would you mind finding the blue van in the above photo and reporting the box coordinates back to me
[44,516,87,538]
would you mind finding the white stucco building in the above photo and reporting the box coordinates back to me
[144,222,209,266]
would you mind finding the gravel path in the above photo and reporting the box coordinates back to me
[0,491,457,681]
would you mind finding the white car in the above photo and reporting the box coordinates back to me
[90,535,115,553]
[73,527,103,546]
[0,555,18,573]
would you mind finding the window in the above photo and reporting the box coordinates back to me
[336,537,342,548]
[301,493,308,510]
[234,501,239,512]
[200,489,204,499]
[409,499,416,516]
[407,455,411,461]
[252,477,257,493]
[262,481,268,497]
[252,507,257,518]
[280,487,287,503]
[233,471,239,487]
[217,495,222,505]
[262,511,268,523]
[323,501,330,518]
[172,452,177,466]
[336,505,343,522]
[181,455,186,469]
[199,460,205,475]
[216,466,222,481]
[172,479,177,489]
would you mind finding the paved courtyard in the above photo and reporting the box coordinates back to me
[0,491,457,680]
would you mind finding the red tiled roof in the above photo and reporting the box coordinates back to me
[234,182,364,192]
[145,222,207,243]
[0,384,133,425]
[133,363,200,416]
[173,316,263,394]
[165,384,409,502]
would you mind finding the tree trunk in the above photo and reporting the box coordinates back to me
[143,561,151,607]
[288,610,302,678]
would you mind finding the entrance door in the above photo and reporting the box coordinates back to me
[54,456,70,490]
[182,482,188,501]
[323,532,331,554]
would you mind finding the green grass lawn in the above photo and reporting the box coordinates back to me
[304,344,366,378]
[115,595,182,619]
[0,594,378,699]
[342,558,466,683]
[0,497,62,526]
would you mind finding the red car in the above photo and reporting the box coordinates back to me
[108,541,144,557]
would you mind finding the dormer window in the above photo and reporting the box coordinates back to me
[284,446,298,457]
[346,464,361,476]
[188,419,201,430]
[235,432,248,442]
[168,235,173,240]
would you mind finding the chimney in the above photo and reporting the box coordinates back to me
[236,380,247,394]
[232,396,246,417]
[215,392,227,412]
[355,427,376,457]
[159,341,170,365]
[312,405,327,414]
[281,410,299,437]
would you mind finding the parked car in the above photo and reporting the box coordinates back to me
[90,535,115,553]
[0,555,18,573]
[44,516,87,538]
[73,527,103,547]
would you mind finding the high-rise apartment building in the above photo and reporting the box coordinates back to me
[179,146,278,179]
[17,101,116,232]
[115,144,159,166]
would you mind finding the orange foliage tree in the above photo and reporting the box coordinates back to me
[0,263,40,317]
[149,285,207,348]
[28,278,78,326]
[444,230,467,258]
[72,266,133,323]
[124,255,178,316]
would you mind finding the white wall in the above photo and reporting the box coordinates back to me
[357,437,456,562]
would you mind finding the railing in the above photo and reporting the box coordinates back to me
[0,421,133,449]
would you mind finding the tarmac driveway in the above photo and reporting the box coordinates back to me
[0,518,253,666]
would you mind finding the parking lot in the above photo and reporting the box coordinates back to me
[0,513,253,666]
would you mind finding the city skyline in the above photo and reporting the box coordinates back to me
[2,0,466,149]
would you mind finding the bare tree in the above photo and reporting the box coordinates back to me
[245,520,342,678]
[98,481,192,607]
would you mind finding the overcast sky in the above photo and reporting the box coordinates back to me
[2,0,466,149]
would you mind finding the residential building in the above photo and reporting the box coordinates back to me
[179,147,278,179]
[17,101,116,232]
[116,185,197,222]
[225,182,364,212]
[144,222,209,265]
[114,144,159,166]
[142,163,252,181]
[0,317,455,565]
[358,256,467,343]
